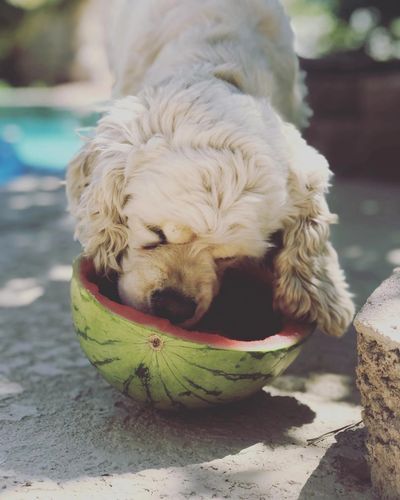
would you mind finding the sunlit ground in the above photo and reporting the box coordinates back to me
[0,166,398,497]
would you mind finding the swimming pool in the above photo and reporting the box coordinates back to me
[0,107,98,185]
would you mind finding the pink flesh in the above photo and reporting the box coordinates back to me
[79,258,311,351]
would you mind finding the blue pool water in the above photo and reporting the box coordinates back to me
[0,107,98,185]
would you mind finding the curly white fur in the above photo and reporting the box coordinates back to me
[67,0,354,336]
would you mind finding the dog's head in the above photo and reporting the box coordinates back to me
[112,140,289,326]
[67,80,353,334]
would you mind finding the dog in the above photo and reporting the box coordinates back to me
[66,0,354,336]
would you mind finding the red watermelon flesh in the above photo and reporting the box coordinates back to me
[94,264,282,341]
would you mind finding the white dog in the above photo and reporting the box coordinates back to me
[67,0,354,336]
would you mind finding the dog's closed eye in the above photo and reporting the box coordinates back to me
[142,226,168,250]
[142,242,161,250]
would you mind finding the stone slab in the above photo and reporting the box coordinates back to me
[355,270,400,500]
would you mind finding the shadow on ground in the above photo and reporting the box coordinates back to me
[299,427,372,500]
[1,175,399,497]
[1,373,315,482]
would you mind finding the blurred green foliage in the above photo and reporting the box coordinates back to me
[337,0,400,25]
[0,0,82,86]
[285,0,400,59]
[0,0,399,87]
[6,0,59,9]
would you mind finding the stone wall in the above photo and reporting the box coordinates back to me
[354,269,400,499]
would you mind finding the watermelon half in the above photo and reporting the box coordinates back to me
[71,256,312,410]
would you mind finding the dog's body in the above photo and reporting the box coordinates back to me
[108,0,308,127]
[67,0,354,336]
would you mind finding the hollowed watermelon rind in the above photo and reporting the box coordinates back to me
[71,256,312,410]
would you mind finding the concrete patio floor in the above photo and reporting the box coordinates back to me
[0,174,399,499]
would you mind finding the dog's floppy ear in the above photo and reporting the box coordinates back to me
[66,139,98,216]
[66,96,149,274]
[273,124,354,337]
[66,139,130,275]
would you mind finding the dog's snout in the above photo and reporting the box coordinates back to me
[151,288,197,324]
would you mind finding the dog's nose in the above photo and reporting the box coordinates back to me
[151,288,197,324]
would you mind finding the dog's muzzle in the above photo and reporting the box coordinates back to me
[151,288,197,324]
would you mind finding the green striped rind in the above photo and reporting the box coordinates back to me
[71,260,308,410]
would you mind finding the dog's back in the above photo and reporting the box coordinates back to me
[106,0,308,127]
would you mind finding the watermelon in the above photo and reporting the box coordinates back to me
[71,256,312,410]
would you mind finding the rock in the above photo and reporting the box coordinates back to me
[354,268,400,500]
